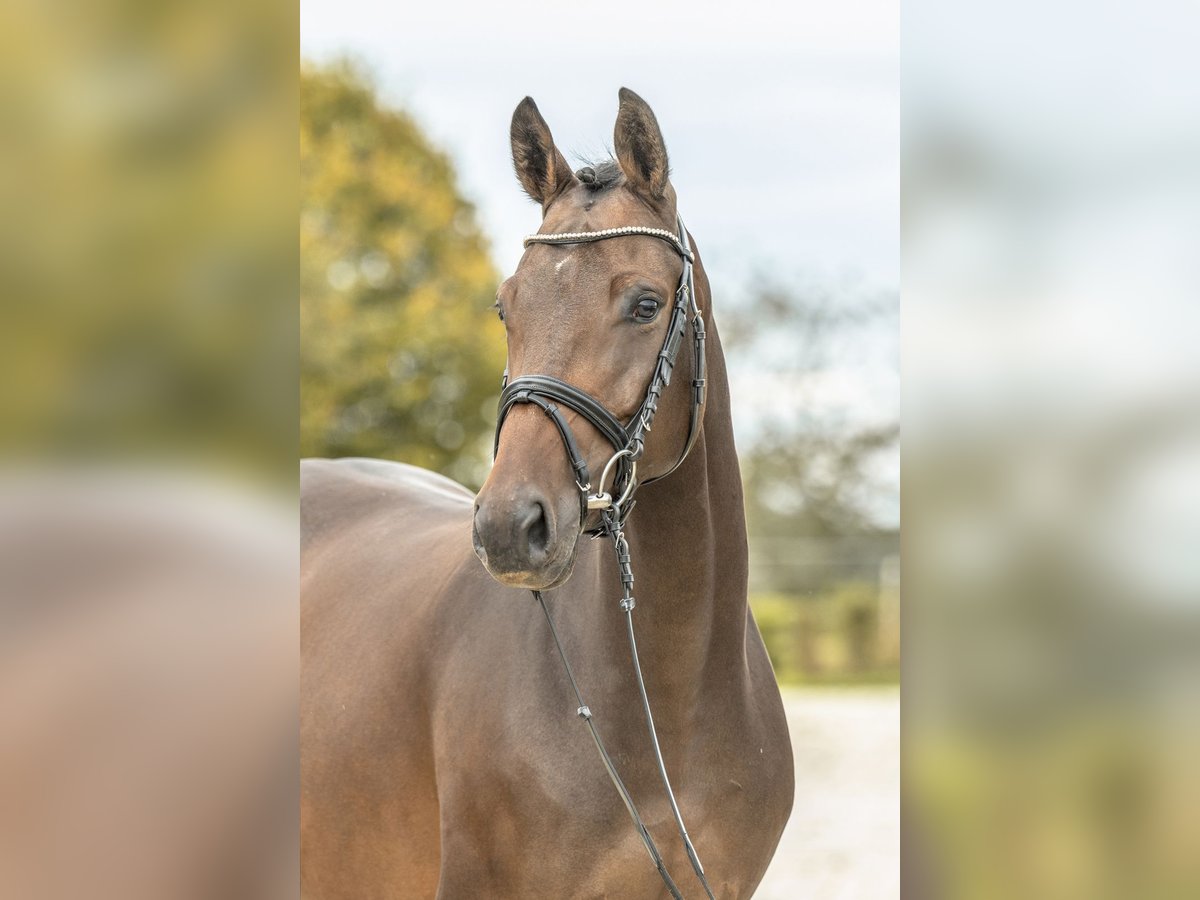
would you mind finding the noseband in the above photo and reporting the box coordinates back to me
[490,215,716,900]
[494,214,707,533]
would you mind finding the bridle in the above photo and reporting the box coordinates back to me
[491,214,716,900]
[495,215,707,533]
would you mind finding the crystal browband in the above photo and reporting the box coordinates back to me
[523,225,694,262]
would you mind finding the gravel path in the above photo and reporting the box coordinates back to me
[755,688,900,899]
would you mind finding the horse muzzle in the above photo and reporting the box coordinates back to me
[472,482,577,590]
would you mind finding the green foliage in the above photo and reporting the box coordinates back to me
[300,62,506,487]
[751,583,899,685]
[3,4,294,478]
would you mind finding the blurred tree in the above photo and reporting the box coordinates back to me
[1,1,294,479]
[301,61,505,487]
[724,277,900,594]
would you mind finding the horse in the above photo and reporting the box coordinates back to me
[301,88,794,899]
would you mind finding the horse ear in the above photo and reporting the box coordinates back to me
[613,87,670,200]
[510,97,576,207]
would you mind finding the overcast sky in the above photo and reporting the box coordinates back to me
[300,0,899,292]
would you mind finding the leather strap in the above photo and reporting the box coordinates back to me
[533,591,685,900]
[639,256,706,485]
[498,375,629,457]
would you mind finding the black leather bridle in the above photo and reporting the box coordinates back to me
[495,214,707,533]
[492,215,716,900]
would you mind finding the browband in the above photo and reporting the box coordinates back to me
[523,225,694,263]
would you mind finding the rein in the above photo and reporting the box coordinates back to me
[493,215,715,900]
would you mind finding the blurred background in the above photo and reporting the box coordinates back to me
[300,7,900,893]
[905,0,1200,897]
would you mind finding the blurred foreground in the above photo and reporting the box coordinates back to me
[0,473,297,899]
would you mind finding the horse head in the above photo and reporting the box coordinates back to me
[472,89,705,591]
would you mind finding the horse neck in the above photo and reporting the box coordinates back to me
[604,318,750,698]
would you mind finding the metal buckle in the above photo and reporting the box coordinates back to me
[587,448,637,511]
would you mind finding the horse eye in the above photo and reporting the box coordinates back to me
[494,304,505,322]
[634,297,660,322]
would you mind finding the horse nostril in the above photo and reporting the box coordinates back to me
[522,501,550,559]
[473,490,558,577]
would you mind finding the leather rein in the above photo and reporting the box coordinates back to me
[492,215,716,900]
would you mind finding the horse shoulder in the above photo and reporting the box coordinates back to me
[300,458,482,898]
